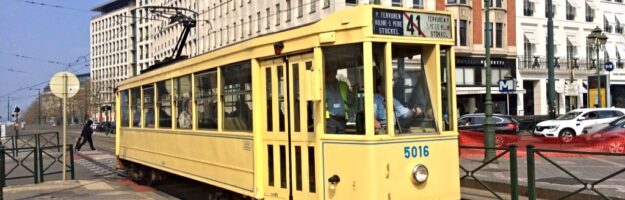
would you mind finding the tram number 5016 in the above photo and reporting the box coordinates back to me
[404,145,429,159]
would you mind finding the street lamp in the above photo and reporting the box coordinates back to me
[586,26,608,107]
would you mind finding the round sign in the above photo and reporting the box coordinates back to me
[50,72,80,98]
[605,61,615,72]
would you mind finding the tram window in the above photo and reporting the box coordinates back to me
[175,75,192,129]
[131,87,141,127]
[440,47,453,131]
[390,44,436,134]
[293,63,301,132]
[157,80,172,128]
[222,61,253,132]
[121,90,129,127]
[323,44,365,134]
[195,70,218,130]
[143,85,155,128]
[372,42,388,135]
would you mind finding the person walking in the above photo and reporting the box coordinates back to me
[76,120,96,151]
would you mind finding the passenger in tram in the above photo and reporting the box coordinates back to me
[373,78,423,130]
[178,99,192,129]
[325,67,353,133]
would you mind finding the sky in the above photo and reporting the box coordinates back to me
[0,0,107,122]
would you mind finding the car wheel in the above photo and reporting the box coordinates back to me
[608,141,625,153]
[495,136,505,148]
[559,129,575,143]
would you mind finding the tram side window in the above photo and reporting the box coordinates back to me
[323,44,365,134]
[390,44,436,134]
[131,87,141,127]
[175,75,192,129]
[440,47,453,131]
[157,80,172,128]
[222,61,253,132]
[121,90,129,127]
[143,85,155,128]
[195,70,218,130]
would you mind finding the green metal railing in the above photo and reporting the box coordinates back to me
[527,145,625,200]
[460,145,519,200]
[38,144,75,182]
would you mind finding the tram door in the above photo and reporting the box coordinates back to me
[261,53,317,200]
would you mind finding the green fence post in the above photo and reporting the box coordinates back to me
[509,144,518,200]
[56,132,60,152]
[69,144,75,180]
[527,145,536,200]
[34,136,39,184]
[1,145,5,200]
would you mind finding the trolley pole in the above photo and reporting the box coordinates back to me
[483,0,495,161]
[547,0,556,118]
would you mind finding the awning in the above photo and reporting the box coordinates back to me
[605,13,616,24]
[606,43,617,59]
[566,0,579,8]
[617,44,625,58]
[617,14,625,25]
[525,32,537,44]
[567,35,578,46]
[586,2,598,10]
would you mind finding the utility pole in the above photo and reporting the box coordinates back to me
[483,0,495,161]
[547,0,556,119]
[29,88,42,125]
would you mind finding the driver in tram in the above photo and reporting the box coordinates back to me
[373,78,422,130]
[325,68,353,133]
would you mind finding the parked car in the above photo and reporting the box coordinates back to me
[584,116,625,153]
[458,113,520,147]
[534,108,625,143]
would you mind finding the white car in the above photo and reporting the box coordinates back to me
[534,108,625,143]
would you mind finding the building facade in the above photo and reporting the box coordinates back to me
[441,0,519,115]
[516,0,625,116]
[90,0,136,122]
[600,0,625,108]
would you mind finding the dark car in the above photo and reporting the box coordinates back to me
[584,116,625,153]
[459,113,521,147]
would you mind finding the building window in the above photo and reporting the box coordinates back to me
[298,0,304,18]
[455,67,475,85]
[276,4,281,26]
[459,20,467,46]
[310,0,317,13]
[495,23,503,48]
[523,0,534,16]
[617,18,624,34]
[605,16,613,33]
[523,37,533,68]
[586,4,594,22]
[266,8,271,29]
[257,12,262,32]
[617,51,623,68]
[566,1,575,20]
[566,40,576,62]
[392,0,402,7]
[324,0,330,8]
[412,0,423,8]
[287,0,292,22]
[249,15,253,36]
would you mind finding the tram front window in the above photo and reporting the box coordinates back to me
[390,44,436,134]
[323,44,365,134]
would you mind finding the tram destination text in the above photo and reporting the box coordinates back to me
[373,8,452,39]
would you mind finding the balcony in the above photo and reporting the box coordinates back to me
[518,56,597,74]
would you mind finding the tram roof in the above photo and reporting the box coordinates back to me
[117,5,454,90]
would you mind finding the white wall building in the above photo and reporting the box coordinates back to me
[515,0,625,115]
[90,0,136,121]
[599,0,625,108]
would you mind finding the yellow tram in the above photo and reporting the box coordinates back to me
[115,5,459,200]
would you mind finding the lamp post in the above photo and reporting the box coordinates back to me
[28,88,41,125]
[547,0,556,119]
[483,0,495,161]
[586,27,608,107]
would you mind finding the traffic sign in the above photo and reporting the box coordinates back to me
[499,79,516,93]
[50,72,80,98]
[605,61,615,72]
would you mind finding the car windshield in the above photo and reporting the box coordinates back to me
[557,111,582,120]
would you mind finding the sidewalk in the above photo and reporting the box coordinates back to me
[460,155,625,200]
[3,179,174,200]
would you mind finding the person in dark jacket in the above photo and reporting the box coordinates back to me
[76,120,96,151]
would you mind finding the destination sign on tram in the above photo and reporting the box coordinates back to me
[373,8,452,39]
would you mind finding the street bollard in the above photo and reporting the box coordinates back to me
[509,144,518,200]
[527,145,536,200]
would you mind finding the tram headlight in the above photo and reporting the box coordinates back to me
[412,164,429,184]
